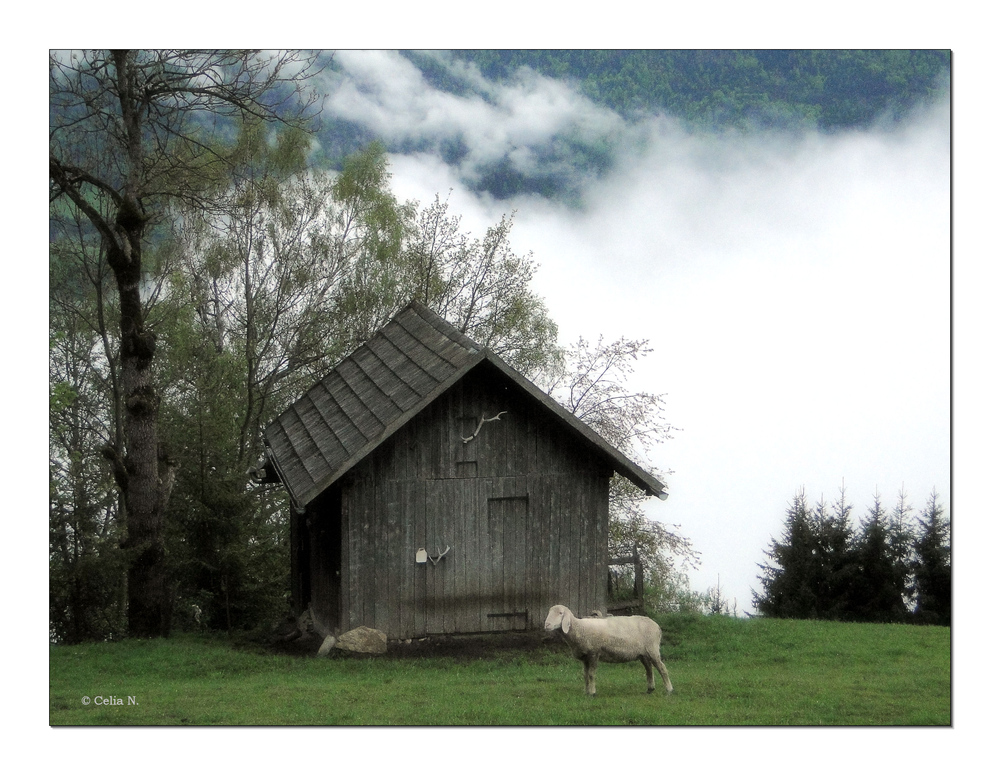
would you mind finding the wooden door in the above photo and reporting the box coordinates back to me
[485,493,528,631]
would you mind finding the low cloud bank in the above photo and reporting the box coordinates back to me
[320,51,630,197]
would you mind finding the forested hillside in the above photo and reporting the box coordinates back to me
[443,50,950,130]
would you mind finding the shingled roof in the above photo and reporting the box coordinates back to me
[262,301,666,509]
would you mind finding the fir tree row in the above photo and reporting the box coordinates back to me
[753,486,950,625]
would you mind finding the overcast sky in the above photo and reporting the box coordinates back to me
[318,51,951,608]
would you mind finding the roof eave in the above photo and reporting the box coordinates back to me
[263,442,306,514]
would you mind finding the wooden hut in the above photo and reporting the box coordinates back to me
[259,301,666,639]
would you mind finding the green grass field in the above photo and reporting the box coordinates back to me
[49,614,950,725]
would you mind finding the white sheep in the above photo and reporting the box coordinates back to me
[544,604,673,696]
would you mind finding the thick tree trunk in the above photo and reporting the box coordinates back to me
[104,226,175,636]
[121,357,170,636]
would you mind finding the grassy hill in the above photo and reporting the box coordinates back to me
[49,614,949,725]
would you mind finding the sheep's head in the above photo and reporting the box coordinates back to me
[545,605,572,634]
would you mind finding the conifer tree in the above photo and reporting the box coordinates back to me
[813,484,857,619]
[850,491,908,622]
[753,489,822,618]
[889,487,917,611]
[912,490,951,625]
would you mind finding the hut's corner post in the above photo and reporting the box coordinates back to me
[634,543,645,614]
[290,503,304,615]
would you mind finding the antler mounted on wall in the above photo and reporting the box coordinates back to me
[461,411,507,444]
[427,545,451,565]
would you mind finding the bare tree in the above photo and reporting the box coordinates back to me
[49,49,321,637]
[544,336,698,607]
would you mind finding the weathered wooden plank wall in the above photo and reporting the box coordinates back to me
[308,364,613,640]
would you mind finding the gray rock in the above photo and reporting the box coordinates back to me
[335,626,387,654]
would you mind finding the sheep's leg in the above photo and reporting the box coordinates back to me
[583,654,599,696]
[639,655,656,693]
[651,655,673,694]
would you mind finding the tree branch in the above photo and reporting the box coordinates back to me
[101,444,129,494]
[49,155,122,251]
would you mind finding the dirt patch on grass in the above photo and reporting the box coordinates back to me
[256,628,563,661]
[387,630,560,661]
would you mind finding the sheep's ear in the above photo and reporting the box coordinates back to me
[561,611,571,634]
